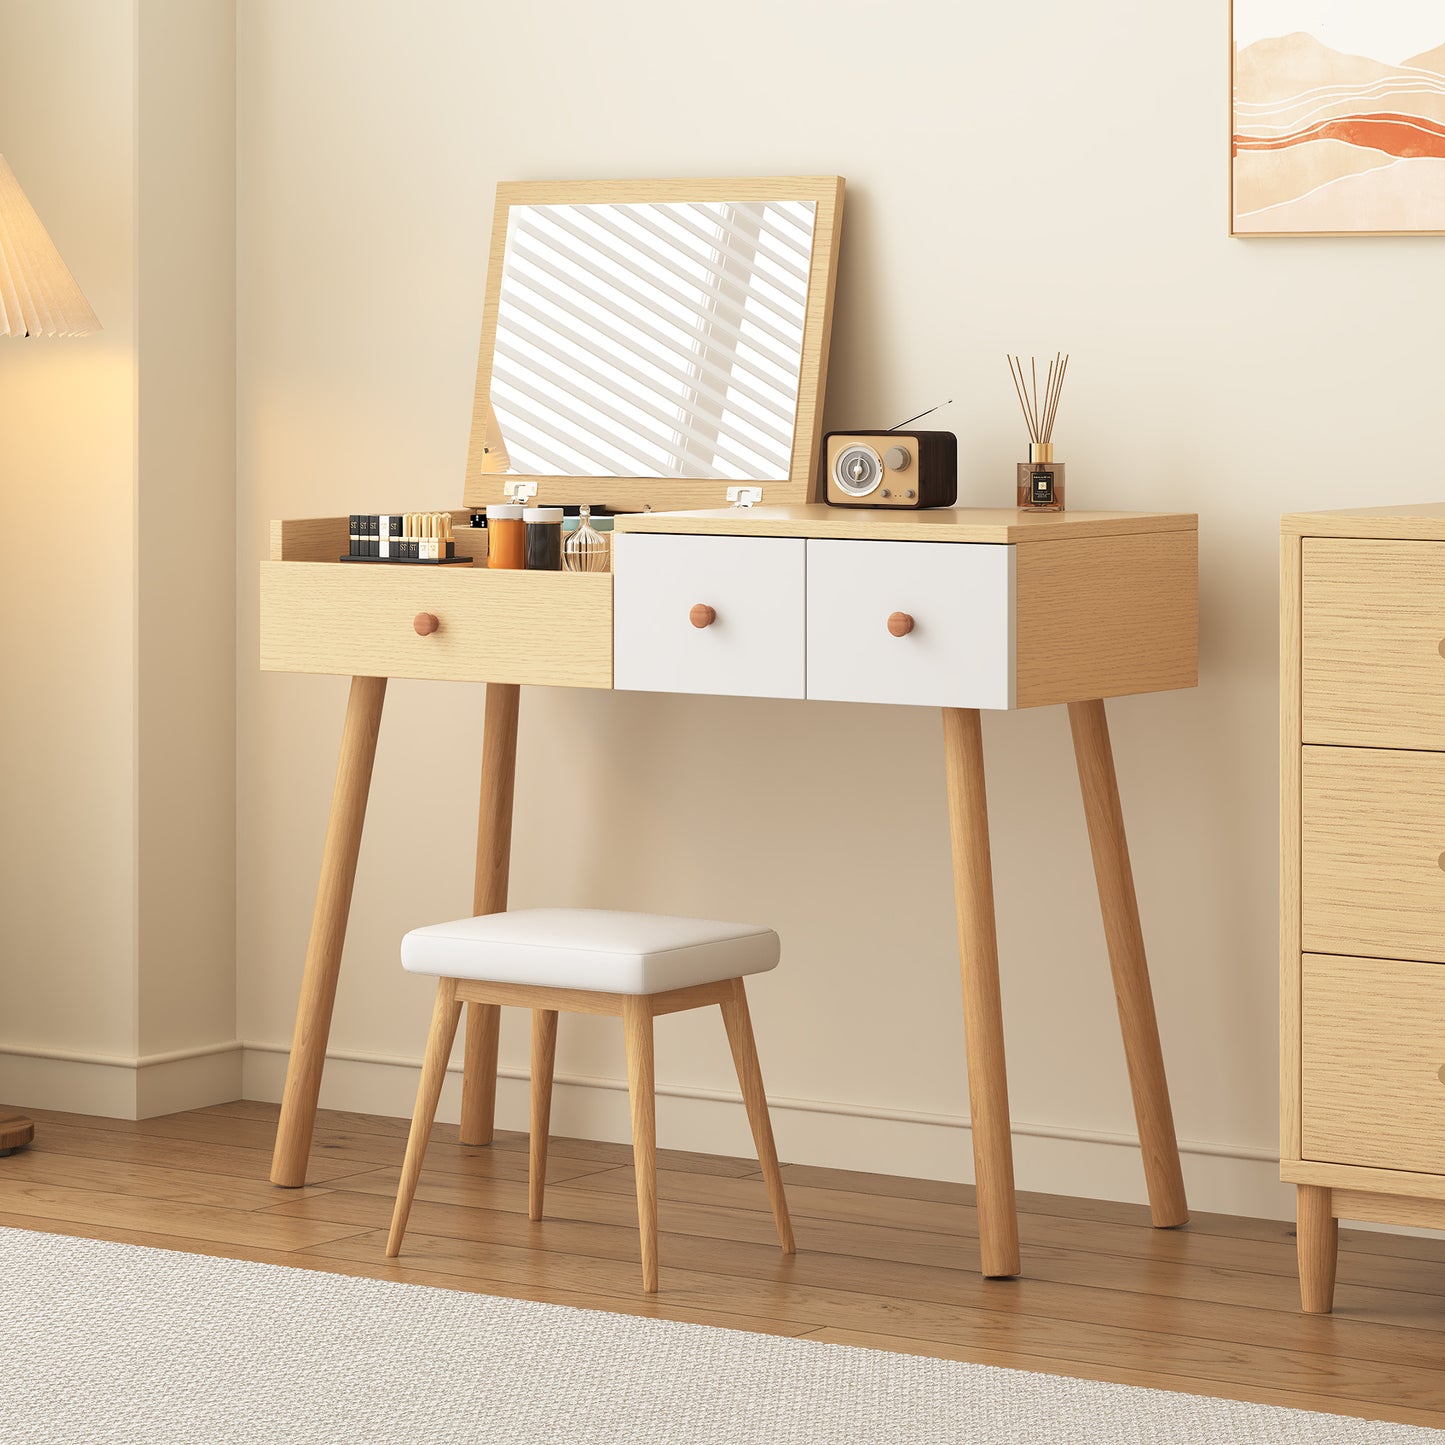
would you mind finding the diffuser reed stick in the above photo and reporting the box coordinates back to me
[1008,352,1068,448]
[1009,352,1069,511]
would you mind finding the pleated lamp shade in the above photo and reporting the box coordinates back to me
[0,154,99,338]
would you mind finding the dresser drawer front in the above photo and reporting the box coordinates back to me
[805,540,1014,708]
[1303,538,1445,749]
[1302,746,1445,963]
[259,562,612,687]
[613,533,805,699]
[1303,953,1445,1174]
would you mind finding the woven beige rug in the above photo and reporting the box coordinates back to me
[1,1227,1436,1443]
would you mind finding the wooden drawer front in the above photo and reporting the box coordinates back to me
[805,540,1014,708]
[1303,538,1445,749]
[259,562,612,687]
[1301,745,1445,963]
[613,533,805,699]
[1303,953,1445,1174]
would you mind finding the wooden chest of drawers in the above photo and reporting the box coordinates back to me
[1282,504,1445,1313]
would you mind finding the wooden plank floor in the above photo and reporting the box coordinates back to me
[2,1102,1444,1430]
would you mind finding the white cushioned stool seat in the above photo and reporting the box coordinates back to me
[401,908,780,995]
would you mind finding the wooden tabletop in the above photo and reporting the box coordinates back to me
[614,504,1198,544]
[1283,502,1445,541]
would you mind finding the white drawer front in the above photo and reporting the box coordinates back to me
[806,540,1015,708]
[614,533,806,699]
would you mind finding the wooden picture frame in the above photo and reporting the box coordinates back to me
[463,176,845,513]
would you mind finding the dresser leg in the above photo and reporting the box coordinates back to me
[1068,698,1189,1229]
[1297,1184,1338,1314]
[271,675,387,1188]
[460,682,520,1146]
[942,707,1020,1278]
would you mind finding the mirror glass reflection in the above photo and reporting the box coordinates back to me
[490,199,816,481]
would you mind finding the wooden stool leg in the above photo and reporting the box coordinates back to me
[271,675,387,1188]
[387,980,462,1257]
[529,1008,558,1222]
[622,996,659,1293]
[460,1005,501,1148]
[1068,698,1189,1229]
[720,979,795,1254]
[1297,1184,1338,1314]
[942,707,1020,1279]
[460,682,520,1147]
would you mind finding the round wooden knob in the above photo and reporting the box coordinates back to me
[413,612,440,636]
[887,611,915,637]
[1438,1064,1445,1086]
[690,603,716,629]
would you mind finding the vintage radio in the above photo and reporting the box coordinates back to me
[823,431,957,509]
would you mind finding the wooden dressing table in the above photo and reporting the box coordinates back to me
[259,176,1198,1279]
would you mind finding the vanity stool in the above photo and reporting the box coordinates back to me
[385,907,795,1292]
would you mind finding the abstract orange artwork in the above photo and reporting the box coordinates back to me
[1232,3,1445,234]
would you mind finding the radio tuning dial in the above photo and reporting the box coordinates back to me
[883,445,912,471]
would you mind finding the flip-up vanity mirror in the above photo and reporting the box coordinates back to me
[466,177,844,511]
[261,175,847,690]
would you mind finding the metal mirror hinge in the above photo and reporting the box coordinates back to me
[504,481,538,505]
[727,486,763,508]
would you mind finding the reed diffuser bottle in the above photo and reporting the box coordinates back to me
[1008,353,1069,512]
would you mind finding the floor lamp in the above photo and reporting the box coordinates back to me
[0,153,100,1158]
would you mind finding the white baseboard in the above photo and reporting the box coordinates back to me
[0,1035,1385,1232]
[0,1040,243,1120]
[239,1041,1297,1223]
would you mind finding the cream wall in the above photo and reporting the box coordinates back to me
[1,0,239,1116]
[231,0,1444,1219]
[135,0,239,1098]
[0,0,140,1099]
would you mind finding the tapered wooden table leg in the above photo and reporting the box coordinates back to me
[1068,698,1189,1228]
[942,707,1020,1279]
[271,675,387,1188]
[460,682,520,1147]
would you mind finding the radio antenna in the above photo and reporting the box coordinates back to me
[887,400,952,432]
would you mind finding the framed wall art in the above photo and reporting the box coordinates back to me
[1232,2,1445,235]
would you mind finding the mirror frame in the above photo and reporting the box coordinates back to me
[464,176,844,513]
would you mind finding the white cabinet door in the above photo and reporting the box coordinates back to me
[614,532,806,699]
[806,540,1015,708]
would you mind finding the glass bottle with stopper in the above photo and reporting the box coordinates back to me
[1009,353,1068,512]
[564,504,610,572]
